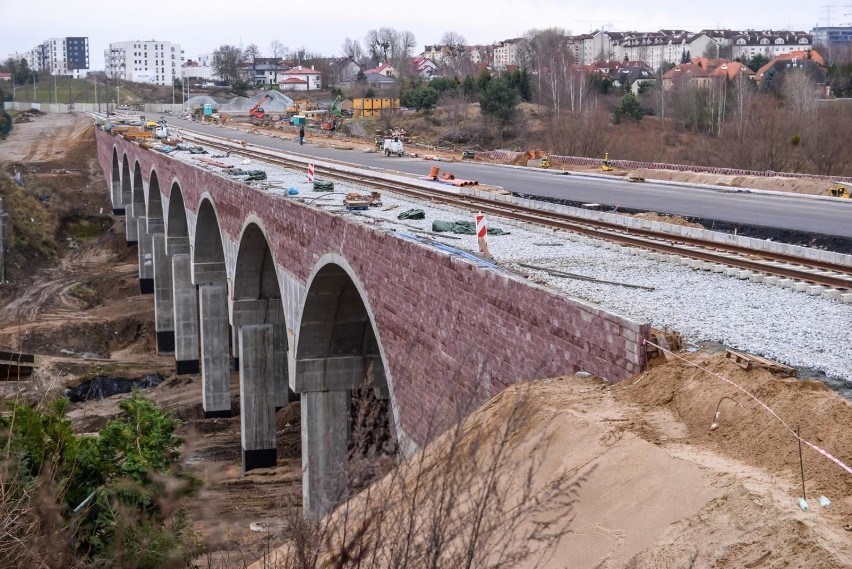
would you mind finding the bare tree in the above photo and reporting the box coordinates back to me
[269,40,288,83]
[243,43,261,84]
[524,28,573,116]
[365,27,416,80]
[341,38,364,62]
[212,45,245,83]
[439,31,467,75]
[730,72,755,140]
[781,68,818,116]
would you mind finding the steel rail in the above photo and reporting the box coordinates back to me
[174,131,852,291]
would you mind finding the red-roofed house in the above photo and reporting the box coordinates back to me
[363,63,397,78]
[0,72,11,82]
[278,65,322,91]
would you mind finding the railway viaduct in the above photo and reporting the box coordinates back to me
[95,129,650,515]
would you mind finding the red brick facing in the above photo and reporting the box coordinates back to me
[98,131,649,445]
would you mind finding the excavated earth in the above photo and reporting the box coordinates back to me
[1,113,850,568]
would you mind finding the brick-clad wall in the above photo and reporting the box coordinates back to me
[97,131,649,446]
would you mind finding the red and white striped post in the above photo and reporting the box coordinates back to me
[475,212,492,257]
[307,163,315,183]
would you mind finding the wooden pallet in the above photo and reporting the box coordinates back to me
[725,349,797,377]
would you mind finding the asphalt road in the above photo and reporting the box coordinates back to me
[158,116,852,238]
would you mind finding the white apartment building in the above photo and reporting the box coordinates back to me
[492,39,527,70]
[620,31,715,69]
[6,37,89,76]
[105,40,184,85]
[729,31,812,60]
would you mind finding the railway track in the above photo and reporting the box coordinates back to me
[175,129,852,293]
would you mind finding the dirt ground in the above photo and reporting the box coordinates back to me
[1,113,850,568]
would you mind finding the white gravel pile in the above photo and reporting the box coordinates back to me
[167,147,852,391]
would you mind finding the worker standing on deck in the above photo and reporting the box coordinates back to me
[299,126,305,145]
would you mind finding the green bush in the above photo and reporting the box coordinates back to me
[0,391,199,567]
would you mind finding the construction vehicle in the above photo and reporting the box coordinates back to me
[286,98,319,115]
[320,96,344,130]
[249,95,270,120]
[382,137,404,157]
[602,152,613,172]
[540,154,551,169]
[827,185,850,199]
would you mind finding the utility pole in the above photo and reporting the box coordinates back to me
[0,197,7,284]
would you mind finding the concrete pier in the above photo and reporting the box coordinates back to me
[239,325,277,472]
[152,233,175,353]
[172,254,199,374]
[200,284,231,417]
[301,389,350,516]
[231,298,290,407]
[297,355,367,516]
[136,217,154,294]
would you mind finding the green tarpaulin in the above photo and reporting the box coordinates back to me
[431,220,510,235]
[397,209,425,220]
[313,180,335,191]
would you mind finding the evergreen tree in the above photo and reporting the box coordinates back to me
[479,76,519,127]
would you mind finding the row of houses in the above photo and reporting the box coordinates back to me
[563,49,827,97]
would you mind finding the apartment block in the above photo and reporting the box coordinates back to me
[105,40,185,85]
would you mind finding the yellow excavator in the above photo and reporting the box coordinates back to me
[827,185,850,199]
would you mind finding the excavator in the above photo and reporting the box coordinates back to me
[827,185,850,199]
[320,96,344,131]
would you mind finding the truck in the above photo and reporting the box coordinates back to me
[382,137,404,157]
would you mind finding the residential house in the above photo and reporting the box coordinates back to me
[754,51,827,85]
[363,63,397,78]
[730,31,812,61]
[411,56,438,79]
[661,62,714,90]
[338,71,397,92]
[330,57,361,86]
[278,65,322,91]
[613,61,656,93]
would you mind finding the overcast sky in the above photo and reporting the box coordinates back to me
[0,0,832,70]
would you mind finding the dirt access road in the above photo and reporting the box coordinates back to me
[1,113,851,568]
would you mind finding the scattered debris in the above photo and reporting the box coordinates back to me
[64,373,165,402]
[725,349,797,377]
[0,349,36,380]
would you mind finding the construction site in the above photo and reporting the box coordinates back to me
[0,110,851,568]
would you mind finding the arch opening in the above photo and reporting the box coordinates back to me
[296,263,397,516]
[194,200,232,418]
[232,223,290,471]
[110,149,123,215]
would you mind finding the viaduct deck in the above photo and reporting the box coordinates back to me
[95,127,649,515]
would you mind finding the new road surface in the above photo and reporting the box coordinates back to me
[154,116,852,239]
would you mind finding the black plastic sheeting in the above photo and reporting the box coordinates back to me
[64,374,165,402]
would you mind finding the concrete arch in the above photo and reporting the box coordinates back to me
[110,148,123,215]
[146,170,163,225]
[166,182,189,244]
[145,169,173,354]
[193,198,227,285]
[231,222,291,471]
[132,161,153,293]
[295,254,399,516]
[165,181,198,374]
[193,198,233,420]
[121,155,134,245]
